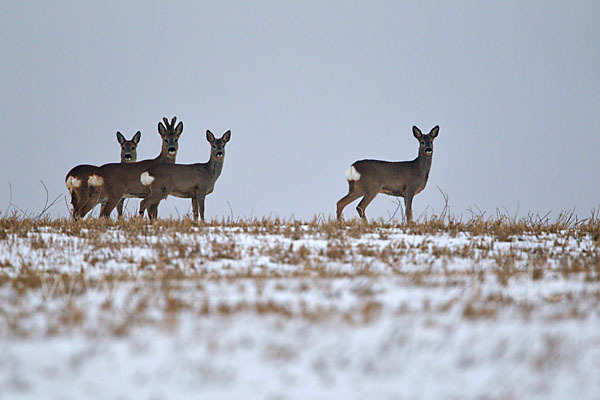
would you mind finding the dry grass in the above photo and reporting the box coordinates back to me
[0,212,599,338]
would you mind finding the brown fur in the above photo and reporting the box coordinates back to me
[336,125,439,223]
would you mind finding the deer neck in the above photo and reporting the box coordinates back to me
[416,152,433,176]
[207,155,224,180]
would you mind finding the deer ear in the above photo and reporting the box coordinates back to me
[133,131,141,144]
[158,122,166,137]
[206,130,215,143]
[412,126,423,140]
[222,130,231,143]
[175,121,183,136]
[116,132,126,145]
[430,125,439,139]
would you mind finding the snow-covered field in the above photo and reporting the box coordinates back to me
[1,219,599,399]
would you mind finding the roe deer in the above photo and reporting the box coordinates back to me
[115,131,141,217]
[138,130,231,222]
[81,117,183,219]
[65,131,140,219]
[336,125,439,223]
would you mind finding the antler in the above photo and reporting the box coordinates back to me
[161,116,178,130]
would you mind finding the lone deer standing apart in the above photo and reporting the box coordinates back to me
[65,131,140,219]
[83,117,183,219]
[336,125,439,223]
[138,130,231,222]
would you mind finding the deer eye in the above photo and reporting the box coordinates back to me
[421,141,425,145]
[164,139,168,143]
[131,146,135,150]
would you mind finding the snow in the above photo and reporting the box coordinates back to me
[0,224,599,399]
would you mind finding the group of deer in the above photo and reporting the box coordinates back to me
[66,117,438,223]
[65,116,231,222]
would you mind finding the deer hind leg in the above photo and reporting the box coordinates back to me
[336,183,364,220]
[69,188,80,218]
[356,191,378,221]
[147,204,159,219]
[99,202,115,218]
[139,191,166,220]
[72,185,91,219]
[70,191,80,219]
[75,185,98,219]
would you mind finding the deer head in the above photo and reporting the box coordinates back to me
[158,116,183,159]
[412,125,439,157]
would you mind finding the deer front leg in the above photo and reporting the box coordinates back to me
[191,196,199,221]
[198,196,206,222]
[404,194,414,224]
[356,191,377,221]
[116,198,125,218]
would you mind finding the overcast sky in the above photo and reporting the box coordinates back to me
[1,1,599,221]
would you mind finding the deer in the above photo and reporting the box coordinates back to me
[80,117,183,219]
[336,125,439,223]
[65,131,140,219]
[138,130,231,222]
[115,131,141,216]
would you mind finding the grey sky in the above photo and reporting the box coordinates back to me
[1,1,599,221]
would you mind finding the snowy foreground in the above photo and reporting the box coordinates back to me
[0,221,599,399]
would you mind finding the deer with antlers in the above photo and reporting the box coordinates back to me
[81,117,183,219]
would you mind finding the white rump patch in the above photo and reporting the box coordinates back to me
[65,176,81,190]
[88,174,104,187]
[140,171,155,186]
[345,165,361,181]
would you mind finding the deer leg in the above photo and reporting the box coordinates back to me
[99,202,110,218]
[356,191,378,221]
[198,196,206,222]
[139,198,156,219]
[99,200,117,218]
[116,198,125,218]
[192,196,199,221]
[80,186,105,219]
[76,188,101,219]
[404,194,414,224]
[336,187,364,220]
[72,185,90,219]
[69,189,80,218]
[148,204,158,219]
[140,192,165,220]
